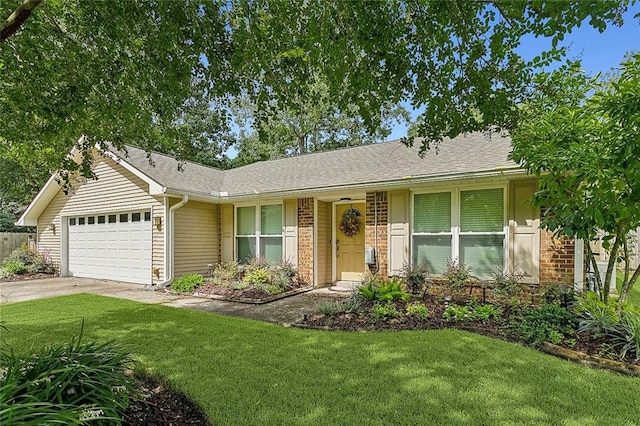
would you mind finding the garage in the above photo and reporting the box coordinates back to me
[67,211,152,284]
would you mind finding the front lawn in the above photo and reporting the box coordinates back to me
[3,295,640,424]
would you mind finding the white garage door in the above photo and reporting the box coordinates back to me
[68,211,152,284]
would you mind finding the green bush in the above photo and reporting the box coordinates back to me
[244,268,272,286]
[213,261,241,282]
[405,302,430,319]
[443,259,471,288]
[0,327,134,425]
[444,302,502,322]
[369,302,400,322]
[358,276,411,302]
[172,274,203,293]
[575,292,620,337]
[512,304,576,346]
[0,244,55,276]
[317,300,347,316]
[401,262,429,295]
[493,269,524,298]
[471,303,503,321]
[443,304,473,321]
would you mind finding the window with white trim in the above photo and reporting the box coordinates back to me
[236,204,283,264]
[412,187,505,278]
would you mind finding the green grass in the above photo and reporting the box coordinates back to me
[617,271,640,307]
[3,295,640,425]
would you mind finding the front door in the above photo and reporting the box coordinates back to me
[335,203,366,281]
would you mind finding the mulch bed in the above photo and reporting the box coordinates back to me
[300,295,640,370]
[0,272,58,282]
[187,280,311,304]
[122,375,210,425]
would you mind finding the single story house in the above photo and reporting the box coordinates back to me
[18,133,588,290]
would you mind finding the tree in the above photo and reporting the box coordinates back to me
[510,52,640,304]
[230,73,410,166]
[1,1,632,184]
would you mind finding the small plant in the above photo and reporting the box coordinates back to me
[213,261,241,282]
[317,300,347,316]
[443,259,471,289]
[0,244,55,276]
[471,303,502,321]
[512,303,576,346]
[377,277,411,302]
[608,311,640,362]
[369,302,400,322]
[401,261,430,295]
[575,292,620,337]
[493,269,524,298]
[406,302,430,319]
[244,268,272,286]
[0,323,134,425]
[0,260,29,276]
[172,274,203,293]
[540,283,563,305]
[443,304,472,321]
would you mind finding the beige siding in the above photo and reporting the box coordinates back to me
[220,204,234,262]
[174,201,219,277]
[37,156,165,283]
[388,190,409,275]
[316,200,332,285]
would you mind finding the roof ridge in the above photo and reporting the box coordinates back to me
[117,143,224,172]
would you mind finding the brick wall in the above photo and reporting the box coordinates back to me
[365,191,388,276]
[539,227,575,283]
[297,198,314,283]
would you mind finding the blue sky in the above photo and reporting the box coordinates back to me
[387,5,640,140]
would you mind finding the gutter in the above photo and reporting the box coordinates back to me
[154,194,189,289]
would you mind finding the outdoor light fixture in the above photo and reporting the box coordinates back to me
[153,216,162,231]
[207,264,214,278]
[528,283,539,305]
[48,223,56,235]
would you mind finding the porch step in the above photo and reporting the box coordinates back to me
[329,280,360,292]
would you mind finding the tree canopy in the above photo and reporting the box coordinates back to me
[0,0,633,194]
[510,52,640,304]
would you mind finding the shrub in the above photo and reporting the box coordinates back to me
[213,261,241,282]
[443,259,471,288]
[358,276,411,302]
[540,283,563,305]
[369,302,400,322]
[317,300,348,316]
[401,262,429,295]
[512,304,576,346]
[172,274,203,293]
[471,303,503,321]
[609,311,640,361]
[575,292,620,337]
[0,326,134,425]
[493,269,524,298]
[244,268,272,287]
[0,244,55,275]
[406,302,430,319]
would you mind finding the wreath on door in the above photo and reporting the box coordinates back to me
[339,208,361,237]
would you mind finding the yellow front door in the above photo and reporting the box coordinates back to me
[335,203,366,281]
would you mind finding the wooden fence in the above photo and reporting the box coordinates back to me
[0,232,37,262]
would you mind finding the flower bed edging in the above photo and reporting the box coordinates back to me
[191,285,314,305]
[540,342,640,377]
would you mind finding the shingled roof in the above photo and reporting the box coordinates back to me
[112,132,520,198]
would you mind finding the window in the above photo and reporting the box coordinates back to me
[87,216,95,225]
[108,215,117,224]
[144,211,151,221]
[412,187,505,278]
[236,204,283,264]
[78,217,85,225]
[119,213,128,223]
[97,215,106,224]
[131,212,141,222]
[69,218,76,226]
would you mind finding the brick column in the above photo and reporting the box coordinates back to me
[539,228,575,283]
[297,198,314,284]
[365,191,388,276]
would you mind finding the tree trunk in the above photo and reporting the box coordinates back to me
[1,0,43,43]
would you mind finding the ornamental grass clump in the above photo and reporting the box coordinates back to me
[0,323,135,425]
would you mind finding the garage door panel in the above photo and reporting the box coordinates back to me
[68,211,151,284]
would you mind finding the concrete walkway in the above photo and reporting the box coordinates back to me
[0,277,349,325]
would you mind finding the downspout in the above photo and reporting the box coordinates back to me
[374,192,380,274]
[156,195,189,288]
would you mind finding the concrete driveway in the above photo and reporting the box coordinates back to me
[0,277,347,325]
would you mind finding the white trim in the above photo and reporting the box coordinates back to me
[60,215,69,276]
[163,197,170,285]
[234,202,284,262]
[574,238,584,292]
[16,174,60,226]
